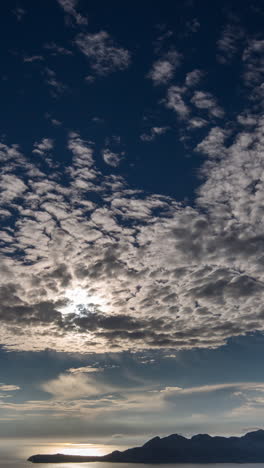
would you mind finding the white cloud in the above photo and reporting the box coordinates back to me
[188,117,208,129]
[68,132,95,169]
[102,149,123,167]
[195,127,229,157]
[0,385,20,392]
[185,69,204,88]
[243,39,264,87]
[0,174,28,202]
[67,366,104,374]
[51,119,62,127]
[41,373,110,399]
[148,50,181,85]
[166,86,189,120]
[33,138,54,156]
[237,114,258,127]
[75,31,131,76]
[161,382,264,396]
[191,91,225,118]
[56,0,88,25]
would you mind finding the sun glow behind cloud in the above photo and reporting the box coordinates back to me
[60,287,107,315]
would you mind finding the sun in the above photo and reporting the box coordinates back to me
[42,442,109,457]
[60,287,106,315]
[60,443,106,457]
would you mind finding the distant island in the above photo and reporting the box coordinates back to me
[28,429,264,463]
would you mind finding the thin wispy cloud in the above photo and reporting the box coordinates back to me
[23,55,44,63]
[44,42,73,56]
[44,67,67,95]
[75,31,131,76]
[217,23,245,64]
[12,7,26,22]
[140,126,169,142]
[67,366,104,374]
[0,385,20,392]
[56,0,88,25]
[162,383,264,396]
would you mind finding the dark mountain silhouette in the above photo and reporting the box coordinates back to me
[28,429,264,463]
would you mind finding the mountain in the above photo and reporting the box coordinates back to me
[28,429,264,463]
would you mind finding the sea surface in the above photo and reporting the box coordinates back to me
[2,440,264,468]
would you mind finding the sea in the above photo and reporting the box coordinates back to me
[1,440,264,468]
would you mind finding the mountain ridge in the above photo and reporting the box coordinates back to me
[28,429,264,463]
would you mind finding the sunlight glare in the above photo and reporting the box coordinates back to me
[60,287,106,315]
[60,443,107,456]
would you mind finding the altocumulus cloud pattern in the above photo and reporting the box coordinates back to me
[2,120,264,352]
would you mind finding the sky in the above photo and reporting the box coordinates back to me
[1,0,264,447]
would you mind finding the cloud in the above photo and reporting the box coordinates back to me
[102,149,123,167]
[185,18,200,35]
[44,68,67,95]
[243,39,264,88]
[0,173,28,202]
[191,91,225,118]
[67,366,104,374]
[166,86,190,119]
[195,127,229,157]
[56,0,88,25]
[41,372,111,399]
[23,55,44,63]
[140,127,169,142]
[44,42,73,56]
[237,114,258,127]
[3,103,264,354]
[161,382,264,397]
[0,385,20,392]
[148,50,181,85]
[217,24,245,64]
[51,118,62,127]
[188,117,208,129]
[12,7,26,22]
[185,69,204,88]
[33,138,54,156]
[75,31,131,76]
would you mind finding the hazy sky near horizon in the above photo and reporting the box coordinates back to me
[2,0,264,443]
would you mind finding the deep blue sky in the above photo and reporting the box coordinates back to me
[1,0,264,444]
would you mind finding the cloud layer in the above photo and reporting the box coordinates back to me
[1,91,264,354]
